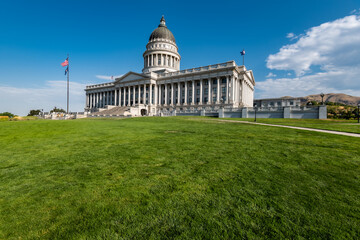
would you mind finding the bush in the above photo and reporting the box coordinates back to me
[0,112,15,118]
[27,109,41,116]
[50,107,66,113]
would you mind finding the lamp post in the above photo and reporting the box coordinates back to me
[320,93,325,105]
[358,103,360,124]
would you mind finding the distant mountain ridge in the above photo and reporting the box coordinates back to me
[288,93,360,106]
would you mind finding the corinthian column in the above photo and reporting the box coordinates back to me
[216,77,220,104]
[192,80,195,105]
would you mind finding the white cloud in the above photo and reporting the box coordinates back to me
[259,14,360,98]
[266,72,277,78]
[286,32,295,39]
[0,81,87,116]
[96,75,123,80]
[267,15,360,76]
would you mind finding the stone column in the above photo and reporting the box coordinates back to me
[114,89,117,106]
[127,87,130,106]
[164,84,168,106]
[122,88,126,107]
[177,83,180,105]
[208,79,212,104]
[217,77,220,104]
[149,84,153,105]
[230,75,234,104]
[171,83,174,106]
[143,84,146,104]
[154,84,158,106]
[159,85,162,105]
[199,79,203,105]
[133,86,135,106]
[226,76,229,104]
[192,80,195,105]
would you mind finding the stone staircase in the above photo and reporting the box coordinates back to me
[90,106,130,117]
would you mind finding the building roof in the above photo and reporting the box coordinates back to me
[149,16,176,43]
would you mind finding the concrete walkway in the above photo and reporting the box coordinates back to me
[212,119,360,138]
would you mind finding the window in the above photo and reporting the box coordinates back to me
[167,56,170,66]
[197,89,200,95]
[197,82,200,86]
[204,80,208,85]
[213,97,216,102]
[290,101,294,105]
[222,78,226,84]
[204,89,208,95]
[277,101,281,106]
[213,87,217,94]
[189,98,192,102]
[182,90,185,96]
[189,90,192,95]
[197,98,200,103]
[204,97,208,102]
[158,55,161,65]
[222,87,226,93]
[213,79,217,84]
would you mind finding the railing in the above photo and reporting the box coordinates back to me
[158,61,236,78]
[86,82,114,89]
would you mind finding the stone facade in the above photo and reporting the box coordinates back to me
[85,16,255,116]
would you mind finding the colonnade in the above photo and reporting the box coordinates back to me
[144,53,179,69]
[87,84,155,109]
[156,75,244,107]
[86,74,250,110]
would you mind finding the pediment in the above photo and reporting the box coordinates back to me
[115,71,148,83]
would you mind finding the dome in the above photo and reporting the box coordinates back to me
[149,16,176,43]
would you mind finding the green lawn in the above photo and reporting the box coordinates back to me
[222,118,360,134]
[0,117,359,239]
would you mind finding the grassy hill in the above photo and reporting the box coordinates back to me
[0,117,359,239]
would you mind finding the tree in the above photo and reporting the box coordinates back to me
[27,109,41,116]
[0,112,15,118]
[50,107,66,113]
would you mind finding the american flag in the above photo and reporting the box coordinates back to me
[240,50,245,56]
[61,57,69,67]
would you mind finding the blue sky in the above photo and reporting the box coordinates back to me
[1,0,360,115]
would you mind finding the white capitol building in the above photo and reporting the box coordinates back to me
[85,16,255,116]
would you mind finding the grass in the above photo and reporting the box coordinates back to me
[222,117,360,134]
[0,117,359,239]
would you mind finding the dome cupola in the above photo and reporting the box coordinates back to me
[142,16,181,74]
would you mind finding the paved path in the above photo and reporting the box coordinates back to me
[211,119,360,138]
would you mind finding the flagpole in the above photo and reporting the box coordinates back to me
[67,53,69,114]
